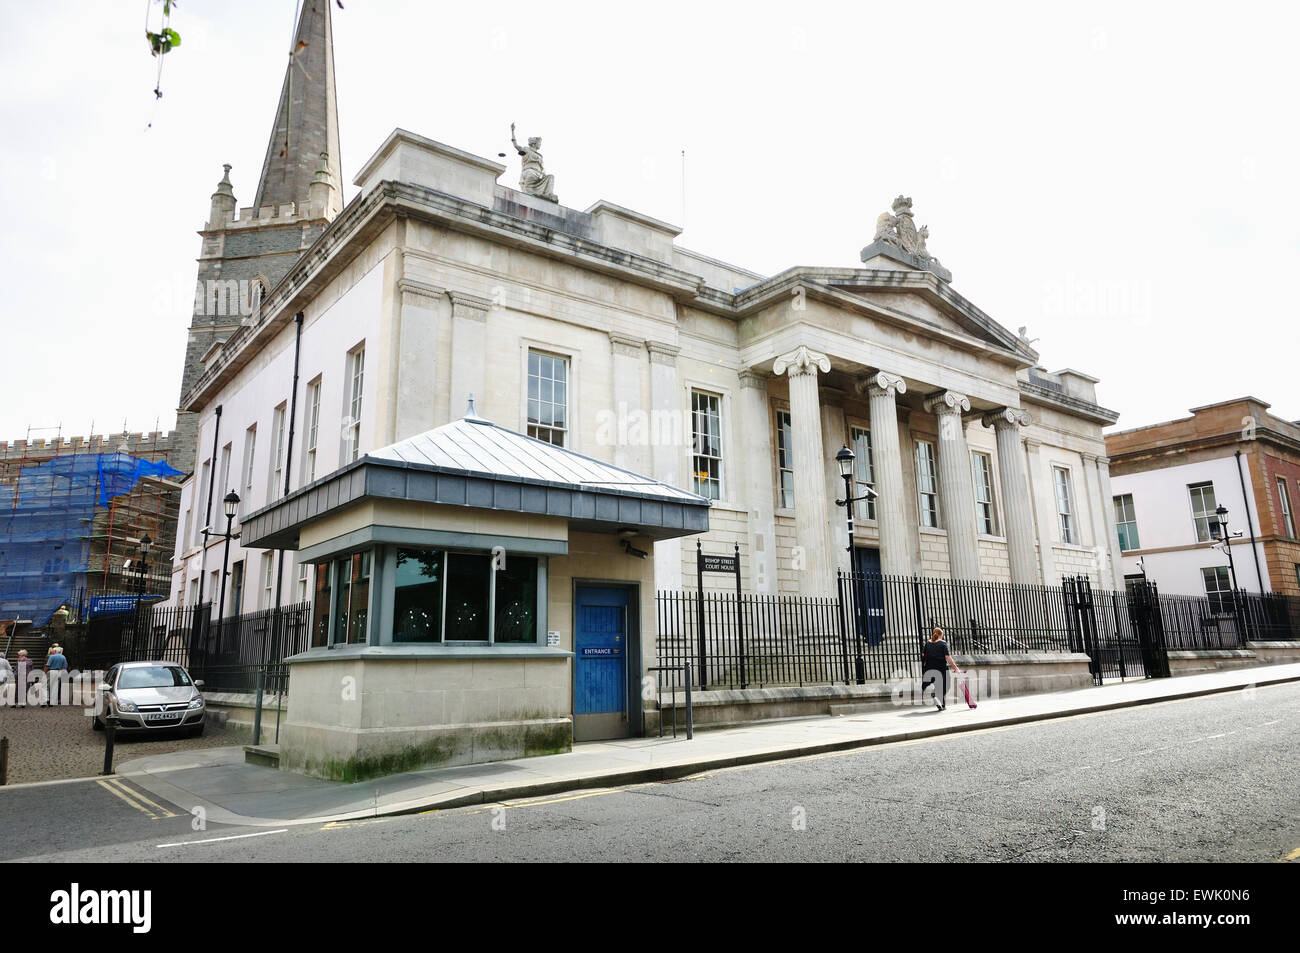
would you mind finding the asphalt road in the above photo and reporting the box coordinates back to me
[4,681,1298,863]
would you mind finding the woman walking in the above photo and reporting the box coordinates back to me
[922,626,962,711]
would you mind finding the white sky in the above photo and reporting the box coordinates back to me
[1,0,1297,441]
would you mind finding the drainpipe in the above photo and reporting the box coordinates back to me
[1235,449,1266,593]
[271,312,304,643]
[194,405,222,608]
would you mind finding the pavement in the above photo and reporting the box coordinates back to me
[0,696,246,784]
[85,663,1300,829]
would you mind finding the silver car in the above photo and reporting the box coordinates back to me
[92,661,206,736]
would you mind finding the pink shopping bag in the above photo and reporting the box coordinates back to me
[961,676,977,709]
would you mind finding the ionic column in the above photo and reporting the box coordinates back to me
[924,391,980,581]
[772,346,833,593]
[739,370,777,593]
[647,341,682,591]
[861,371,910,578]
[982,407,1039,586]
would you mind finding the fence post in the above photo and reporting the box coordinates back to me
[835,572,853,685]
[735,543,747,690]
[695,542,708,692]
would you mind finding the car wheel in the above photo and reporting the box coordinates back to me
[92,715,103,732]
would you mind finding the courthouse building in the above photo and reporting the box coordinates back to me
[166,3,1125,775]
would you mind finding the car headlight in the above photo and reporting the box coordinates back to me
[117,699,138,713]
[188,695,204,709]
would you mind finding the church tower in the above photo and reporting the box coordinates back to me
[174,1,343,470]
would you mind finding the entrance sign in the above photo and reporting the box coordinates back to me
[699,553,738,574]
[695,540,745,690]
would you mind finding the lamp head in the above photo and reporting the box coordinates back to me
[835,444,855,479]
[140,533,152,556]
[223,490,240,520]
[1209,504,1228,539]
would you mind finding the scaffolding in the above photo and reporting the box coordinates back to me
[0,430,183,627]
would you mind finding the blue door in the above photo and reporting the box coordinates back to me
[852,547,886,646]
[574,586,629,741]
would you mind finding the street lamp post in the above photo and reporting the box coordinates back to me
[129,533,152,658]
[834,444,878,684]
[1209,504,1247,640]
[215,491,241,641]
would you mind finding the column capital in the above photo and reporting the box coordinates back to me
[1081,451,1100,465]
[738,368,768,391]
[773,345,830,379]
[397,277,445,302]
[858,370,906,398]
[923,390,972,416]
[447,290,491,320]
[1023,436,1043,450]
[645,341,680,366]
[609,331,644,358]
[981,406,1033,430]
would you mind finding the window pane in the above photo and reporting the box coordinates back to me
[311,561,331,647]
[445,553,491,641]
[494,557,538,644]
[332,557,351,644]
[347,551,370,644]
[393,549,444,643]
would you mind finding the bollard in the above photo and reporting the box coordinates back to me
[0,736,8,785]
[683,661,694,741]
[101,719,116,775]
[252,666,265,747]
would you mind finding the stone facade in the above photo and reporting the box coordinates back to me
[168,9,1127,622]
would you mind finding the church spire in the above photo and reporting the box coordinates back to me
[252,1,343,220]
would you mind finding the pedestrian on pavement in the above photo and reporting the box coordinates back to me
[45,645,70,706]
[922,626,962,712]
[14,649,32,707]
[0,651,12,693]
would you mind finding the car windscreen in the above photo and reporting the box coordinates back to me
[117,666,192,689]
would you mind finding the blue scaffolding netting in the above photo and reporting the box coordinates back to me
[0,451,183,626]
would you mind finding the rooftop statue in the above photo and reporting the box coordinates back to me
[511,123,558,203]
[865,195,948,279]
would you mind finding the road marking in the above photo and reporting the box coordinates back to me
[157,829,288,848]
[320,819,388,831]
[113,780,178,819]
[96,778,176,820]
[427,787,627,818]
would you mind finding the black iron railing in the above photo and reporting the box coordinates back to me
[658,571,1300,692]
[74,600,310,694]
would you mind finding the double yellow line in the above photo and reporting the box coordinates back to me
[96,778,178,820]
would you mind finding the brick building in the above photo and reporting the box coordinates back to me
[1106,397,1300,599]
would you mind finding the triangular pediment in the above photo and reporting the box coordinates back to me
[820,271,1037,364]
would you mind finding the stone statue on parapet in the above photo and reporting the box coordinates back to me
[511,123,558,202]
[866,195,946,276]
